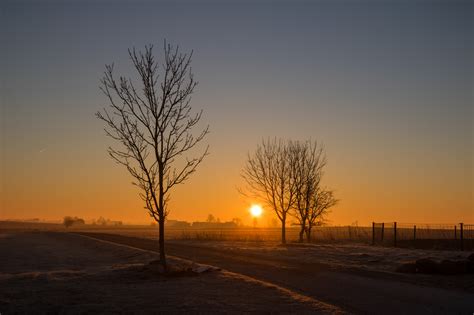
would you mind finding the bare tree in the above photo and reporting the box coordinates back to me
[290,140,326,242]
[96,42,209,269]
[63,216,85,228]
[206,214,216,223]
[241,139,296,244]
[306,189,337,242]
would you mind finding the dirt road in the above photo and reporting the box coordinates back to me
[76,232,474,314]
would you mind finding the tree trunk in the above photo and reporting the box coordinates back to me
[159,217,166,269]
[299,224,305,243]
[158,163,166,270]
[306,226,312,242]
[281,214,286,245]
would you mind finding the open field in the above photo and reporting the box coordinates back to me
[1,221,365,242]
[1,220,472,250]
[1,222,474,314]
[0,231,341,314]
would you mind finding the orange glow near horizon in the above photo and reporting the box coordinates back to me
[1,147,473,227]
[1,145,473,227]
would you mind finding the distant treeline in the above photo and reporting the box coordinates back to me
[91,216,123,226]
[63,216,123,227]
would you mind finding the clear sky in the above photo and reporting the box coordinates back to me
[1,0,472,225]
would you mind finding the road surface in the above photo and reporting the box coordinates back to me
[76,232,474,314]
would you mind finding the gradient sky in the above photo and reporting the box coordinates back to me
[1,0,472,225]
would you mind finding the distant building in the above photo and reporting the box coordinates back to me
[166,220,191,228]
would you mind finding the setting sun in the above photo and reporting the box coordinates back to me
[249,204,263,217]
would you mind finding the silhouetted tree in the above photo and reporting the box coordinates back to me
[63,216,74,228]
[206,214,216,223]
[241,139,296,244]
[306,189,337,241]
[63,216,85,228]
[96,216,107,226]
[96,41,209,269]
[290,140,326,242]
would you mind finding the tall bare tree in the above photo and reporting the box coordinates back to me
[306,189,337,242]
[241,139,296,244]
[290,140,326,242]
[96,42,209,269]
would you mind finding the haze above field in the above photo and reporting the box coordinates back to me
[1,1,472,225]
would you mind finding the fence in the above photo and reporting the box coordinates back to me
[372,222,474,251]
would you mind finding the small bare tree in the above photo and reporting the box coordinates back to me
[206,214,216,223]
[306,189,337,242]
[63,216,85,228]
[241,139,296,244]
[96,42,209,269]
[290,140,326,242]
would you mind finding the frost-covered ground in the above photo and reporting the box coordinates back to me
[57,223,472,273]
[3,222,473,313]
[0,232,342,314]
[173,240,472,273]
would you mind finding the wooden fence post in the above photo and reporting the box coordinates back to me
[460,223,464,251]
[394,222,397,247]
[381,223,385,242]
[413,225,416,241]
[372,222,375,245]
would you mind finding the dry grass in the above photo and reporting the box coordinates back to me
[69,225,374,244]
[2,221,470,248]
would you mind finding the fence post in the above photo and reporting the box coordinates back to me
[372,222,375,245]
[460,223,464,251]
[394,222,397,247]
[413,225,416,241]
[381,223,385,242]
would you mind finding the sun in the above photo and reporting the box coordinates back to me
[250,204,263,217]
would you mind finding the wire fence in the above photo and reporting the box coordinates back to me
[464,224,474,240]
[372,222,473,251]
